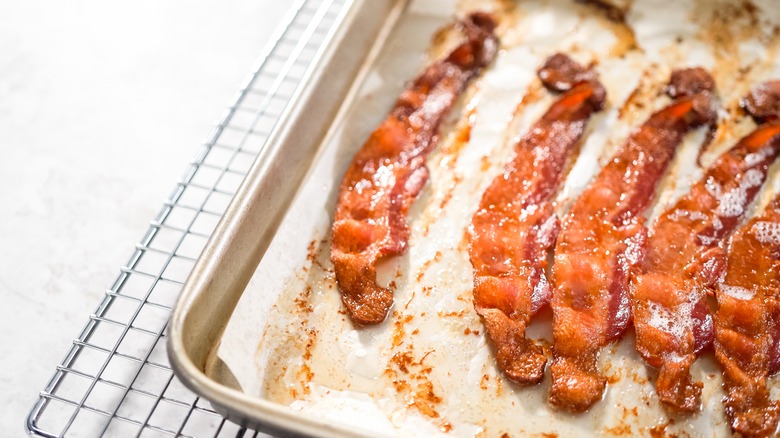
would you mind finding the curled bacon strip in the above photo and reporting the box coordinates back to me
[468,54,606,385]
[632,82,780,414]
[331,13,498,325]
[714,81,780,437]
[715,193,780,437]
[549,68,717,412]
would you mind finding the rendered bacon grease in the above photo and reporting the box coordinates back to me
[330,13,497,325]
[713,82,780,437]
[631,82,780,415]
[549,68,718,413]
[468,54,606,385]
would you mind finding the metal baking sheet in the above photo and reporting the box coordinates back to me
[170,0,780,436]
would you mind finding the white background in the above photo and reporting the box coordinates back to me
[0,0,288,432]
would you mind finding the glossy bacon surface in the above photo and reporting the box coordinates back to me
[549,69,717,412]
[331,13,498,325]
[715,192,780,437]
[468,54,606,385]
[632,120,780,414]
[713,81,780,436]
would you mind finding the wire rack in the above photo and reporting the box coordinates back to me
[26,0,349,436]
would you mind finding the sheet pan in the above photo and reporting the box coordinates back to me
[170,0,780,436]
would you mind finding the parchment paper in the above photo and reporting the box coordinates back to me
[218,0,780,435]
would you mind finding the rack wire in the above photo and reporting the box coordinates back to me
[26,0,350,436]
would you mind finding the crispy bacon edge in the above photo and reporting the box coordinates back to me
[468,54,606,385]
[330,13,498,325]
[549,68,718,413]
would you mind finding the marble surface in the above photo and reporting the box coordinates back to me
[0,1,288,433]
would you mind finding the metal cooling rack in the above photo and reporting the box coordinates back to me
[26,0,349,436]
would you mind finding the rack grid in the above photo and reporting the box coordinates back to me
[26,0,350,436]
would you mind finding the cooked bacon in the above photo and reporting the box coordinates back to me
[549,68,717,412]
[713,81,780,437]
[468,54,606,385]
[715,193,780,437]
[632,81,780,413]
[742,80,780,124]
[330,13,498,325]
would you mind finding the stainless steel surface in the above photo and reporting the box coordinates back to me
[167,0,405,436]
[25,0,349,436]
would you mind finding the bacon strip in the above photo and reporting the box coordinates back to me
[331,14,498,325]
[715,193,780,437]
[632,81,780,413]
[714,81,780,437]
[468,54,606,385]
[549,68,717,412]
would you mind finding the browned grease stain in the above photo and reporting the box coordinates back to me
[439,174,464,211]
[295,300,318,395]
[480,373,490,390]
[385,345,451,427]
[480,155,491,171]
[689,1,780,159]
[606,369,622,384]
[441,103,478,163]
[404,289,416,309]
[305,238,324,269]
[694,0,780,110]
[720,66,758,124]
[297,328,317,395]
[715,24,780,150]
[603,404,642,436]
[647,421,672,438]
[265,280,320,402]
[617,64,665,122]
[488,0,637,55]
[415,251,444,283]
[604,423,632,435]
[514,82,545,118]
[293,286,313,314]
[439,309,468,318]
[420,90,479,238]
[575,0,638,57]
[391,312,414,347]
[631,369,649,385]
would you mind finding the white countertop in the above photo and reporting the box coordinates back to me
[0,1,288,432]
